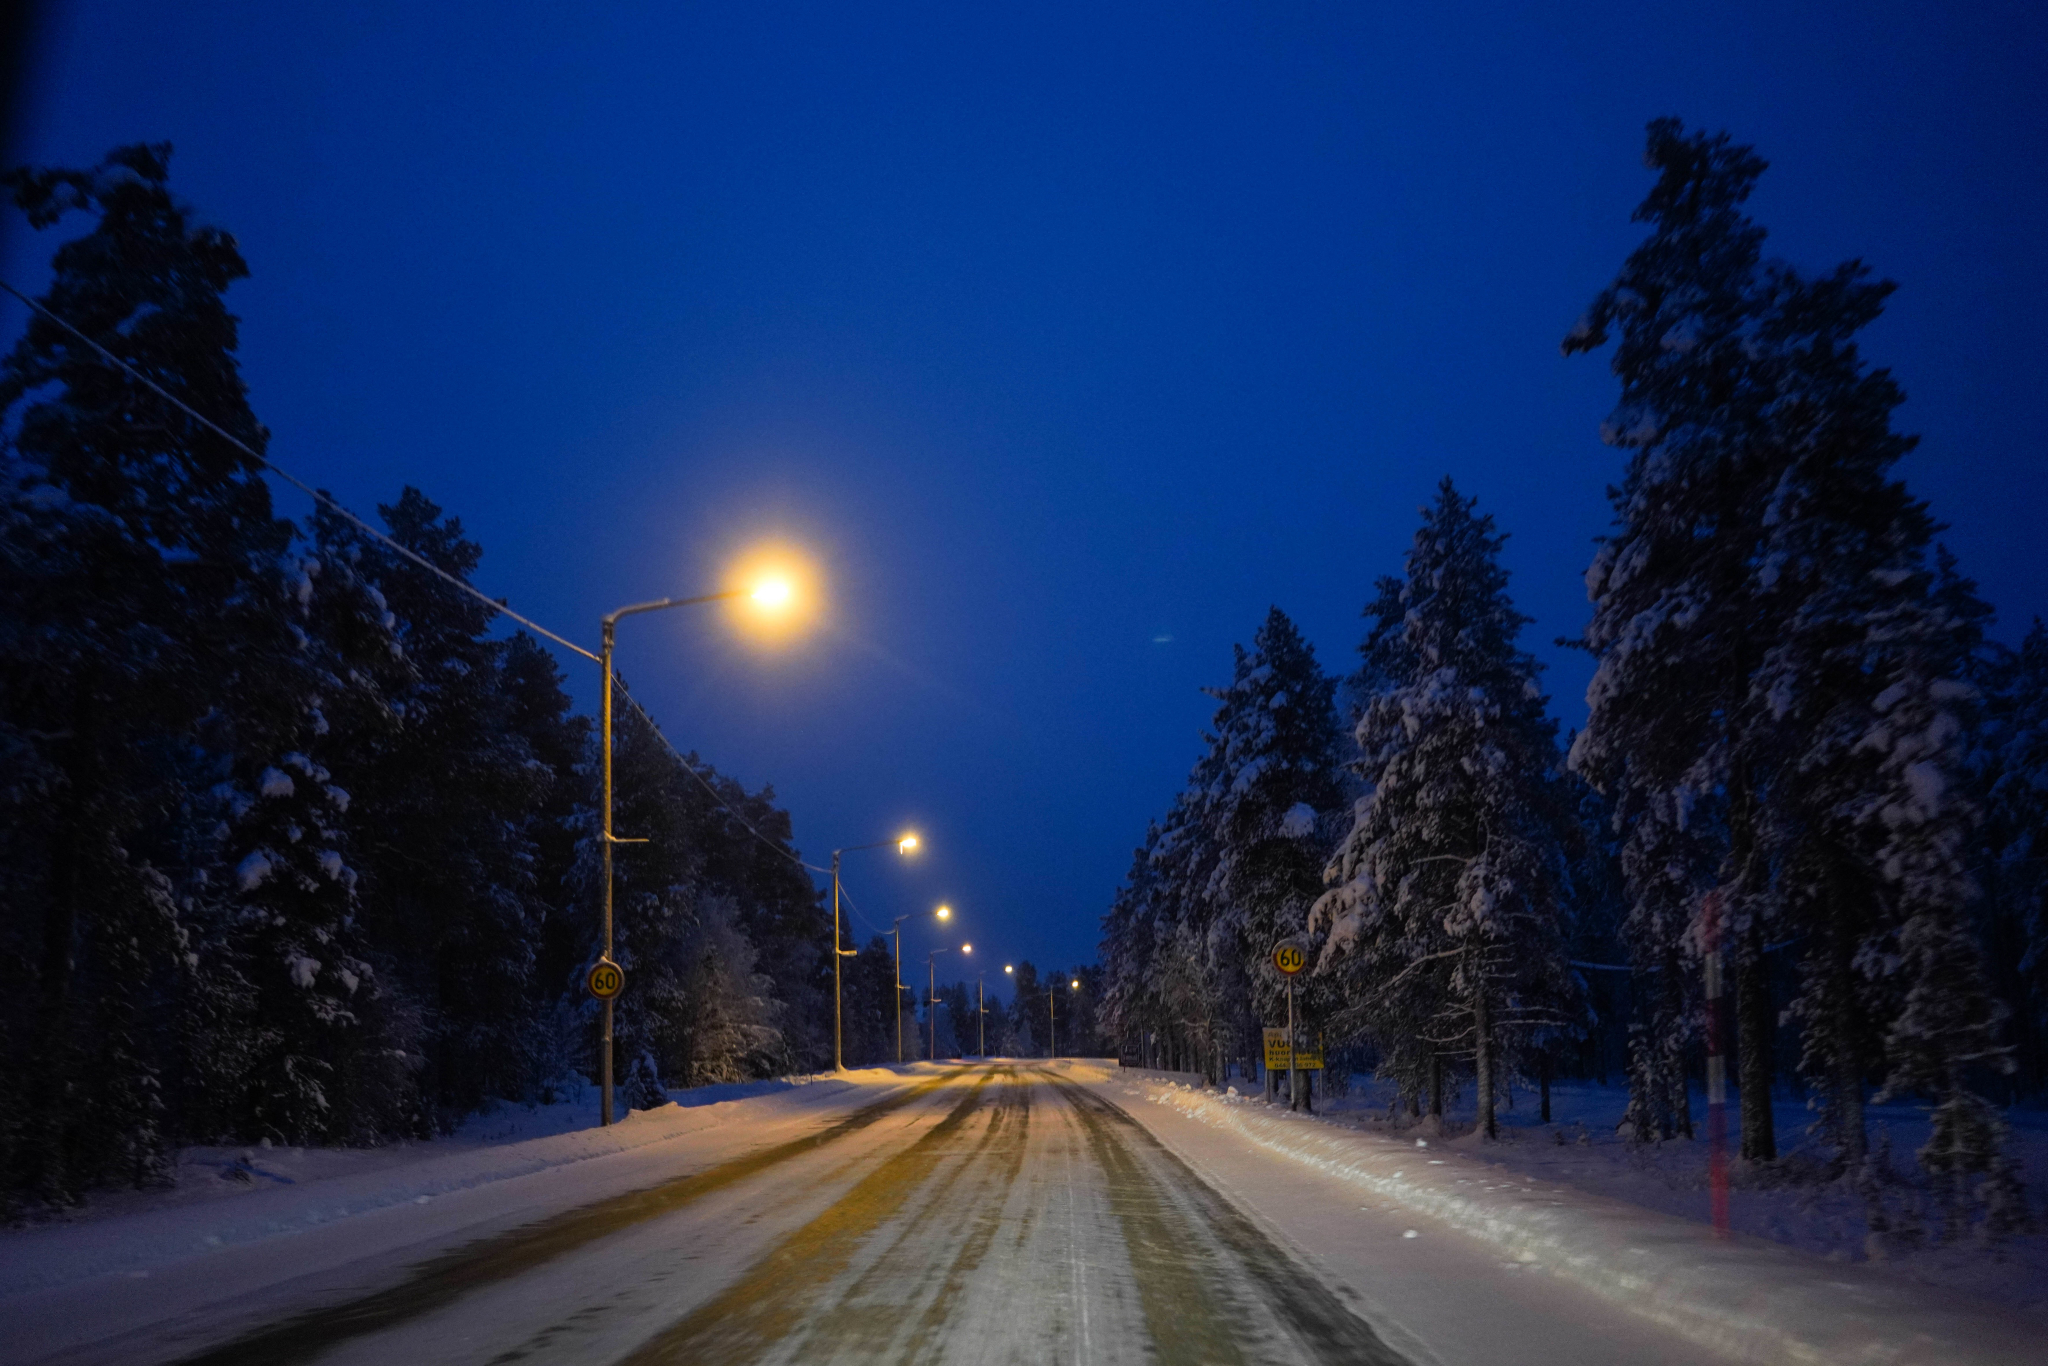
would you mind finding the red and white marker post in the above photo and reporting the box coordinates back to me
[1701,890,1730,1239]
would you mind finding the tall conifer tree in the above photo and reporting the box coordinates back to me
[1313,480,1581,1139]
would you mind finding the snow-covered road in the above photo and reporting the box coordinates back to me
[0,1063,1990,1365]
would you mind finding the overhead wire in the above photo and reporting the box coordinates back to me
[0,279,600,663]
[4,278,856,896]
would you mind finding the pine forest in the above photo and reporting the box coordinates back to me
[1097,120,2045,1244]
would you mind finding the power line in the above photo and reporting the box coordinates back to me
[5,278,847,890]
[610,683,832,877]
[0,279,600,663]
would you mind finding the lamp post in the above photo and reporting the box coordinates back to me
[976,971,988,1059]
[831,836,920,1071]
[1048,976,1079,1061]
[598,589,747,1128]
[926,947,952,1061]
[886,915,909,1064]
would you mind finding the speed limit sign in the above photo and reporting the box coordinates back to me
[586,958,626,1000]
[1273,942,1307,976]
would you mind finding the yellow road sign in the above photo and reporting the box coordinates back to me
[1272,942,1307,975]
[586,959,626,1001]
[1263,1027,1323,1071]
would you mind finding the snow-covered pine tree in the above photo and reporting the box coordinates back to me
[675,896,785,1085]
[682,769,826,1071]
[496,631,595,1094]
[1570,121,2021,1218]
[1761,498,2019,1224]
[1099,826,1165,1064]
[0,145,404,1185]
[1981,621,2048,1094]
[313,488,554,1125]
[567,693,806,1092]
[1009,962,1045,1059]
[1311,479,1582,1140]
[1563,119,1795,1160]
[574,693,701,1100]
[1194,609,1347,1096]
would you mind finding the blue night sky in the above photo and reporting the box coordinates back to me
[8,2,2046,995]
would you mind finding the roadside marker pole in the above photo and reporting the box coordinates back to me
[1703,891,1730,1238]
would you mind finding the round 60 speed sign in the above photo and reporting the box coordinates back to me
[586,959,626,1001]
[1272,942,1307,976]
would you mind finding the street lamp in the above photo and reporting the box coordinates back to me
[926,946,953,1061]
[886,915,910,1064]
[976,971,989,1060]
[1049,976,1079,1061]
[597,575,793,1127]
[830,835,920,1071]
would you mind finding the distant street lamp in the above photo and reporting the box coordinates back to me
[596,575,795,1127]
[832,835,920,1071]
[886,915,910,1064]
[927,946,953,1061]
[976,971,987,1059]
[1049,976,1079,1061]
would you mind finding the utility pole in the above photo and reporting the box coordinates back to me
[597,592,741,1125]
[1048,982,1057,1061]
[830,837,920,1070]
[887,915,908,1064]
[926,946,953,1061]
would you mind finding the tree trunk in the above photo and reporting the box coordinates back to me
[1474,980,1497,1140]
[1429,1053,1444,1134]
[1539,1053,1552,1124]
[1737,922,1776,1162]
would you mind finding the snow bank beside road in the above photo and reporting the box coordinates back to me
[1129,1080,2037,1366]
[0,1067,921,1298]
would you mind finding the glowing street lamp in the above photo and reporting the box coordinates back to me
[595,560,801,1126]
[830,834,921,1071]
[1050,976,1080,1061]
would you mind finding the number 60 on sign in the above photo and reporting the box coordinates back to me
[587,959,625,1000]
[1273,943,1306,975]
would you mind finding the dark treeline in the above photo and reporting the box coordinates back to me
[1100,120,2043,1243]
[0,146,854,1210]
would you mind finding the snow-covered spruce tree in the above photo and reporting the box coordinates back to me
[675,896,785,1085]
[313,489,555,1126]
[840,936,899,1066]
[1570,122,2021,1216]
[1194,609,1347,1099]
[497,631,595,1095]
[1563,120,1796,1161]
[1311,479,1582,1140]
[1008,961,1046,1059]
[0,145,406,1189]
[1099,827,1164,1063]
[1764,534,2020,1227]
[1103,783,1222,1076]
[682,769,823,1072]
[1981,621,2048,1094]
[566,694,802,1094]
[1609,785,1714,1142]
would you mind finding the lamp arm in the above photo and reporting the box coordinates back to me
[603,590,744,629]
